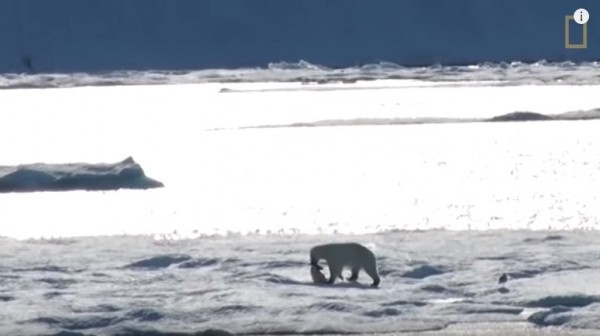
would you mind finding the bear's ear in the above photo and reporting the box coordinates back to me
[313,264,323,270]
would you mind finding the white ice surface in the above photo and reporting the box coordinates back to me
[0,81,599,239]
[1,80,600,335]
[2,231,600,335]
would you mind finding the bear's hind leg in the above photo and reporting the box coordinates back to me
[364,263,380,287]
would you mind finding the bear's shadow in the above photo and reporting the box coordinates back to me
[281,280,377,289]
[265,273,377,289]
[310,281,377,289]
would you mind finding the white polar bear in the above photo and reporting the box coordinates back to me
[310,242,380,287]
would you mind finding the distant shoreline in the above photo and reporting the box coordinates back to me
[239,110,600,130]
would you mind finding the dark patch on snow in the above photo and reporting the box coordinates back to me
[112,328,233,336]
[73,304,121,313]
[125,254,192,269]
[421,284,472,297]
[507,269,541,279]
[44,291,67,299]
[543,235,565,241]
[508,262,589,280]
[31,315,122,330]
[31,238,79,245]
[307,301,354,312]
[524,295,600,308]
[125,308,164,322]
[0,157,163,193]
[211,304,258,315]
[197,329,234,336]
[262,260,308,269]
[221,258,241,264]
[457,305,523,315]
[402,265,445,279]
[364,307,403,317]
[281,292,309,298]
[376,264,397,276]
[327,282,375,289]
[0,295,15,302]
[523,235,566,243]
[0,273,20,279]
[178,258,218,269]
[527,306,572,327]
[264,274,301,285]
[476,255,511,261]
[420,284,449,293]
[15,265,75,273]
[39,277,78,289]
[185,289,219,296]
[47,332,88,336]
[382,300,428,307]
[31,309,165,332]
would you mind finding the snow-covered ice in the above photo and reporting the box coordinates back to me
[1,67,600,335]
[2,231,600,335]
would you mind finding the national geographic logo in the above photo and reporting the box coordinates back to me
[565,8,589,49]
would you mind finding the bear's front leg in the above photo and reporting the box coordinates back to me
[328,265,342,284]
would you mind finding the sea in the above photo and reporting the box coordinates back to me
[1,61,600,335]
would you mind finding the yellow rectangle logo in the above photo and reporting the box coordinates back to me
[565,15,587,49]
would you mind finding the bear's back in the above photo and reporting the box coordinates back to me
[311,242,375,264]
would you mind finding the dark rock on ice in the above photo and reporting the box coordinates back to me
[198,329,233,336]
[364,307,402,317]
[112,328,233,336]
[402,265,445,279]
[0,157,163,193]
[527,306,572,327]
[31,315,121,330]
[542,235,565,241]
[39,277,78,289]
[524,295,600,308]
[307,301,354,312]
[211,304,259,315]
[0,295,15,302]
[498,273,508,284]
[15,265,74,273]
[382,300,428,307]
[488,112,553,122]
[125,254,192,269]
[125,308,164,322]
[44,291,67,299]
[73,304,121,313]
[177,258,218,269]
[420,284,450,293]
[47,332,88,336]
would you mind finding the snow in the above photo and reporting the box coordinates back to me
[1,79,599,239]
[0,157,163,193]
[1,73,600,334]
[2,231,600,335]
[0,1,599,73]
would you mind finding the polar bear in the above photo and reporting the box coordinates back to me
[310,242,380,287]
